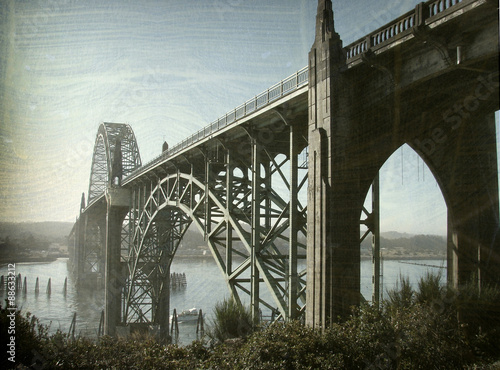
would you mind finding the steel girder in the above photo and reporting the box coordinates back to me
[83,220,104,274]
[123,121,309,326]
[88,123,141,204]
[71,122,142,288]
[124,200,190,325]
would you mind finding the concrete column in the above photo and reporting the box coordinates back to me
[75,214,86,284]
[75,194,86,281]
[447,112,500,288]
[306,0,361,327]
[157,219,171,343]
[226,150,233,279]
[158,264,170,342]
[371,174,381,306]
[104,186,130,337]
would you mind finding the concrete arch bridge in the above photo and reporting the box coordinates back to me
[68,0,499,337]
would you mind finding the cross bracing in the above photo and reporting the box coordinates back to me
[67,0,499,337]
[88,123,141,204]
[122,123,309,324]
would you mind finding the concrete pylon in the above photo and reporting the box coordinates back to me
[306,0,360,327]
[74,193,86,283]
[104,186,129,337]
[305,0,500,329]
[104,139,130,337]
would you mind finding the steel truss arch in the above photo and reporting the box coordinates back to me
[88,122,142,204]
[124,137,309,327]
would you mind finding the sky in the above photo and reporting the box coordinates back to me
[0,0,496,236]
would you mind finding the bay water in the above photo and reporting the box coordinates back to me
[0,257,445,345]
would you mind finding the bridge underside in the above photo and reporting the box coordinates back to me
[127,104,309,330]
[350,59,500,284]
[68,0,500,337]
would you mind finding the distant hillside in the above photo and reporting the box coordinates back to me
[361,232,446,259]
[0,222,74,241]
[0,222,74,263]
[0,222,446,260]
[178,228,446,259]
[381,231,416,240]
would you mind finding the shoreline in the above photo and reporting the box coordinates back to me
[0,255,68,266]
[361,255,446,261]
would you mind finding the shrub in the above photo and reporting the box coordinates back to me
[0,301,51,368]
[415,270,444,305]
[208,320,344,369]
[325,304,396,369]
[2,276,499,369]
[41,334,203,369]
[386,274,414,311]
[207,297,254,343]
[455,281,500,359]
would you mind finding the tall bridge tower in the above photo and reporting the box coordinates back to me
[306,0,499,327]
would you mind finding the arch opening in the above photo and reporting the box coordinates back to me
[360,143,448,303]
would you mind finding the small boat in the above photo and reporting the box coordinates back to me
[171,308,203,323]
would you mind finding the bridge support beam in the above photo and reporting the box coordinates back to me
[104,186,130,337]
[306,0,361,327]
[71,194,87,284]
[288,122,299,319]
[445,112,500,289]
[74,215,86,283]
[251,136,262,322]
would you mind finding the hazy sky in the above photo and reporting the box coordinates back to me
[0,0,496,236]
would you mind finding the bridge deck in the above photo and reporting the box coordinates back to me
[79,0,496,214]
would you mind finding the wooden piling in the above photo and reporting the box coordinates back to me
[63,277,68,297]
[97,310,105,339]
[170,309,179,342]
[68,312,77,340]
[196,309,204,335]
[46,278,51,296]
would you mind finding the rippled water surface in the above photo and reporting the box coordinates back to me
[0,257,445,344]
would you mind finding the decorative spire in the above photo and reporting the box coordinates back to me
[110,139,123,186]
[315,0,335,43]
[80,192,86,212]
[311,0,343,64]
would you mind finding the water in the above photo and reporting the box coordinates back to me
[0,257,445,345]
[0,259,104,338]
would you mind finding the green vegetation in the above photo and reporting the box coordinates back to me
[2,274,499,369]
[206,297,254,343]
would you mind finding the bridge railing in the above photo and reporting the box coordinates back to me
[126,66,309,180]
[125,0,468,182]
[345,0,465,61]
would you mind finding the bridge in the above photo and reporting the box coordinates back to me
[68,0,499,338]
